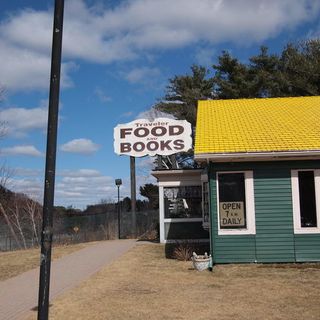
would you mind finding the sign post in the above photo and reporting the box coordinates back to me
[130,156,136,237]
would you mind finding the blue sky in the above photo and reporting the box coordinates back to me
[0,0,319,208]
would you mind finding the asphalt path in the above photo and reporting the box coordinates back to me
[0,239,136,320]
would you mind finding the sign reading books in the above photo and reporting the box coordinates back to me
[114,118,192,157]
[219,201,246,228]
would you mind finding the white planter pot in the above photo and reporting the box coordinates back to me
[192,255,211,271]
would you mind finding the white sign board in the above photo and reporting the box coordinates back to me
[219,201,245,228]
[114,118,192,157]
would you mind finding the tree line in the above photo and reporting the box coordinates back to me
[156,40,320,127]
[154,39,320,169]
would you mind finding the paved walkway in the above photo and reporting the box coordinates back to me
[0,239,136,320]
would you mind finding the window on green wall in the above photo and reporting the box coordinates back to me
[292,169,320,234]
[163,186,202,219]
[298,171,317,228]
[218,173,246,229]
[216,171,256,235]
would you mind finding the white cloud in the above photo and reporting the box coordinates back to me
[307,24,320,39]
[121,111,134,118]
[195,47,216,66]
[136,156,156,169]
[60,138,100,154]
[8,166,117,207]
[0,38,76,92]
[136,108,175,121]
[1,145,43,157]
[1,0,319,92]
[55,172,119,207]
[0,106,48,136]
[9,165,155,209]
[58,169,102,178]
[124,67,161,84]
[14,167,43,177]
[11,177,43,195]
[136,156,157,187]
[94,87,112,103]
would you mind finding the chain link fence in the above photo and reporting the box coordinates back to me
[0,209,159,251]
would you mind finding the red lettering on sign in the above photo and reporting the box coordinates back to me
[169,125,184,136]
[120,128,132,138]
[146,141,158,151]
[120,143,131,153]
[133,142,145,152]
[160,140,172,151]
[134,127,149,138]
[173,139,184,150]
[151,126,166,137]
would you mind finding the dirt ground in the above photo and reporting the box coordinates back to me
[0,242,91,281]
[28,243,320,320]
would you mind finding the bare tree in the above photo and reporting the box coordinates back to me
[0,163,14,189]
[25,197,42,245]
[0,91,12,189]
[0,86,7,139]
[0,121,7,140]
[0,194,42,249]
[0,202,23,249]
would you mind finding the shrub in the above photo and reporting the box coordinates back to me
[172,242,195,261]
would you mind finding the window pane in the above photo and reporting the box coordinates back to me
[202,182,209,223]
[164,222,209,240]
[164,186,202,218]
[218,173,246,229]
[298,171,317,228]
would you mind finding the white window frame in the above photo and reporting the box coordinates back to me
[159,181,203,243]
[291,169,320,234]
[201,173,210,229]
[216,171,256,235]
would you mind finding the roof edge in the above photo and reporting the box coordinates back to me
[152,169,202,178]
[194,150,320,163]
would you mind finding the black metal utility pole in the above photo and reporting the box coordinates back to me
[130,156,136,238]
[115,179,122,239]
[38,1,64,319]
[117,185,120,238]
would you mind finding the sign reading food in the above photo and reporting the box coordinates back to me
[114,118,192,157]
[219,201,246,228]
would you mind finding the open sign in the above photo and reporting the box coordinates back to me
[114,118,192,157]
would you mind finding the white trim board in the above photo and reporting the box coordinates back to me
[164,218,203,223]
[159,186,165,243]
[291,169,320,234]
[195,150,320,163]
[216,171,256,235]
[159,181,202,187]
[163,239,210,244]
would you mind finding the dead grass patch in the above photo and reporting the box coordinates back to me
[0,242,92,281]
[28,244,320,320]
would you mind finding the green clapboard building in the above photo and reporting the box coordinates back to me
[194,96,320,264]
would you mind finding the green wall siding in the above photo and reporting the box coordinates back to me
[210,169,256,263]
[254,170,295,262]
[209,160,320,264]
[295,234,320,262]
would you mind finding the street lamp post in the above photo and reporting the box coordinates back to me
[38,1,64,319]
[115,179,122,239]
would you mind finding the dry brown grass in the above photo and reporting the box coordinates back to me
[0,243,91,281]
[28,243,320,320]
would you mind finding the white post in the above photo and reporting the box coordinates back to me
[159,186,165,243]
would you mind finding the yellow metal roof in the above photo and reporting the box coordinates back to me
[194,96,320,156]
